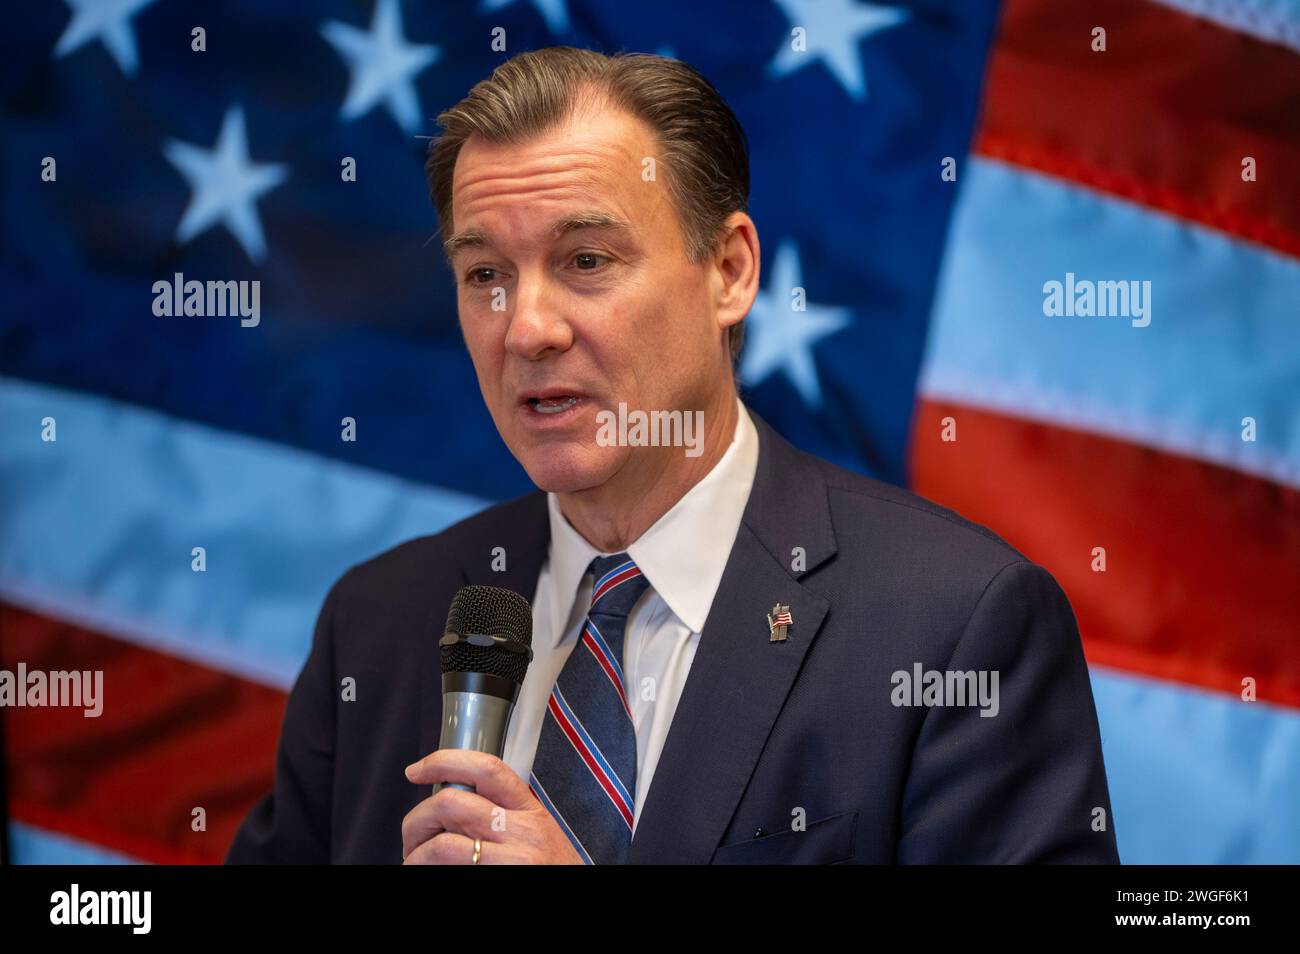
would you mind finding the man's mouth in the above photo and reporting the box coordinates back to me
[527,395,581,414]
[520,390,588,418]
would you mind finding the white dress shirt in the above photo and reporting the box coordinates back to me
[502,396,759,834]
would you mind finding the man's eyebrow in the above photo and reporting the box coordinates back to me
[442,210,634,260]
[551,210,634,239]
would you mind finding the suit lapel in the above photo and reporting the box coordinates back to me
[627,409,838,863]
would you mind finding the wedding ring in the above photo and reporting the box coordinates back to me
[472,838,482,865]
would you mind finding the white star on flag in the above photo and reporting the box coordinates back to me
[162,106,288,264]
[54,0,156,75]
[741,239,852,409]
[767,0,908,101]
[321,0,441,134]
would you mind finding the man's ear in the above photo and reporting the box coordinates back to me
[713,213,760,340]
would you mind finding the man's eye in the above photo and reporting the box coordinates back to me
[465,267,498,286]
[570,252,610,272]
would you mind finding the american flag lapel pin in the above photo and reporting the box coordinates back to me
[767,602,792,642]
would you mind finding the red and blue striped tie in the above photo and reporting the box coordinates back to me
[529,552,651,864]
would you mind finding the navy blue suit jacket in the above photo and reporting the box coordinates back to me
[227,407,1120,864]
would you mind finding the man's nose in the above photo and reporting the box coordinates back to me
[503,274,573,360]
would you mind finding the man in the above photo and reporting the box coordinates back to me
[226,47,1119,864]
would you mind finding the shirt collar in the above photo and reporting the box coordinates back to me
[543,395,760,642]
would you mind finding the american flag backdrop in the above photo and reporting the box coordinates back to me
[1,0,1297,864]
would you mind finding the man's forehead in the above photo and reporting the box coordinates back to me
[445,106,657,259]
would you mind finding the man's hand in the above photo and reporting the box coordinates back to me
[402,749,585,865]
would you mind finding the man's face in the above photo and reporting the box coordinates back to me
[448,102,728,492]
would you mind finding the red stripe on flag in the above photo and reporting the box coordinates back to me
[0,603,287,864]
[976,0,1300,259]
[910,399,1300,709]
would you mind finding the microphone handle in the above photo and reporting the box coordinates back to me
[433,690,516,795]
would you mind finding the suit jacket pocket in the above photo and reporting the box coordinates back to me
[710,810,858,865]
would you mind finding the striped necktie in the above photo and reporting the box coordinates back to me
[529,552,651,864]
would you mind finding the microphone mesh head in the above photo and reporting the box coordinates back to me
[441,585,533,684]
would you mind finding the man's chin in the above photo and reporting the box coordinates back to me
[520,448,619,495]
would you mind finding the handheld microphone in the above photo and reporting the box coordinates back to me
[434,585,534,794]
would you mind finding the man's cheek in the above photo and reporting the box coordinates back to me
[460,330,497,382]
